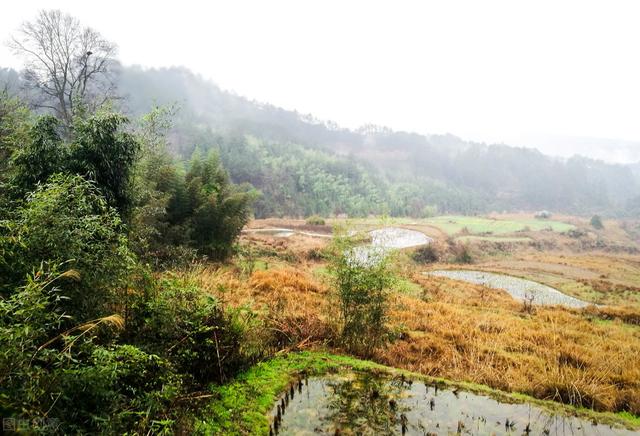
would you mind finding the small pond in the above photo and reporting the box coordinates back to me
[350,227,432,265]
[426,270,590,308]
[369,227,432,249]
[243,228,296,237]
[270,371,633,435]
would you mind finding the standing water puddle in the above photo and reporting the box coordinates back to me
[427,270,590,308]
[270,371,632,435]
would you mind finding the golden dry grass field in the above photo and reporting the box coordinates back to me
[190,215,640,417]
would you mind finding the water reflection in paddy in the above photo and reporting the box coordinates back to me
[427,270,589,308]
[350,227,432,266]
[270,371,633,435]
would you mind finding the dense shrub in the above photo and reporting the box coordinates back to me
[128,275,255,385]
[0,262,258,433]
[591,215,604,229]
[52,344,179,434]
[0,264,180,435]
[567,228,588,238]
[8,115,66,200]
[8,112,139,216]
[411,244,440,264]
[69,112,140,216]
[453,243,474,264]
[0,174,134,320]
[131,118,256,262]
[306,215,326,225]
[328,231,396,357]
[0,92,29,184]
[0,100,258,433]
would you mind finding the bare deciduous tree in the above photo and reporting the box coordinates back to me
[9,10,117,125]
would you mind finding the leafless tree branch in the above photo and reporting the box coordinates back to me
[7,9,118,125]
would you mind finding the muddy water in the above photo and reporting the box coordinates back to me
[427,270,590,308]
[270,371,632,435]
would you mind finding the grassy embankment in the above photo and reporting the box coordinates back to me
[196,351,640,434]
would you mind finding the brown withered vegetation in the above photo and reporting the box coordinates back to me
[195,266,334,352]
[190,219,640,416]
[249,270,334,349]
[380,289,640,415]
[192,260,640,416]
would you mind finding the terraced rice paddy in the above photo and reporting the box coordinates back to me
[270,370,632,435]
[427,270,590,308]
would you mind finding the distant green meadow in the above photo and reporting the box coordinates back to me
[455,235,532,243]
[422,215,575,235]
[343,215,574,237]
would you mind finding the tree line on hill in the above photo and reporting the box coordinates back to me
[114,65,640,218]
[4,61,638,218]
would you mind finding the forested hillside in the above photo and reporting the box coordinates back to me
[3,64,639,217]
[116,66,640,217]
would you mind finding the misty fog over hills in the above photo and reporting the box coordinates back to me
[504,133,640,165]
[2,64,639,217]
[118,66,640,217]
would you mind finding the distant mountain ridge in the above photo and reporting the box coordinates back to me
[3,65,639,217]
[116,66,639,217]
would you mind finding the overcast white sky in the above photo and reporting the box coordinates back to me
[2,0,640,162]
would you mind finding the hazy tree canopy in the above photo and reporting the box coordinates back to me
[4,30,640,219]
[3,64,638,217]
[113,66,640,218]
[9,9,117,126]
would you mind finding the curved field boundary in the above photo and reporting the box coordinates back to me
[427,270,590,308]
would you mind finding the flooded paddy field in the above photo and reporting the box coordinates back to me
[270,370,633,435]
[351,227,432,265]
[242,227,331,238]
[369,227,433,249]
[244,225,431,246]
[427,270,590,308]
